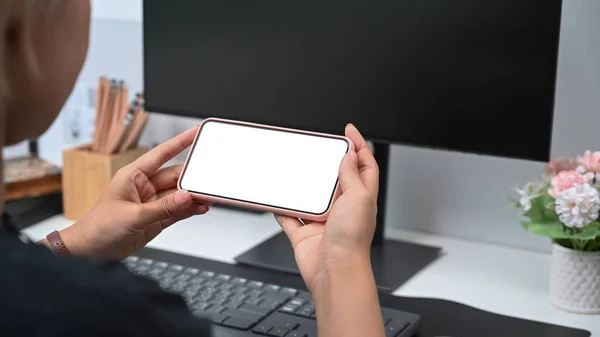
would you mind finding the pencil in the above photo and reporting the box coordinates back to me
[94,80,117,153]
[92,77,109,152]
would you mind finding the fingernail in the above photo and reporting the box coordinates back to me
[175,190,191,206]
[349,148,358,165]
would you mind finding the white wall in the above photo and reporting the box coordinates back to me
[10,0,600,252]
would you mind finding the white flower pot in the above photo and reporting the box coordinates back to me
[549,242,600,314]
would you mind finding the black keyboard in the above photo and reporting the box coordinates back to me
[124,256,419,337]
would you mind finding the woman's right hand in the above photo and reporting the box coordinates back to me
[275,124,384,337]
[274,123,379,292]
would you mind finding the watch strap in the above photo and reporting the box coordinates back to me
[46,230,70,255]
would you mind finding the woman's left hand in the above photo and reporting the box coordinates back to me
[56,127,209,259]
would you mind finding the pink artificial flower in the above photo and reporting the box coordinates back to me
[545,157,578,176]
[576,151,600,185]
[577,150,600,173]
[548,170,589,198]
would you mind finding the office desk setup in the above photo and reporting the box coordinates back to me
[23,206,599,336]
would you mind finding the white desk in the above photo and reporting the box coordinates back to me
[23,207,599,335]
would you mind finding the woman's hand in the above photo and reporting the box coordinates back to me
[56,127,209,259]
[275,124,379,290]
[275,124,385,337]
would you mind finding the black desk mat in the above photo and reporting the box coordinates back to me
[137,248,591,337]
[4,191,63,230]
[235,231,443,292]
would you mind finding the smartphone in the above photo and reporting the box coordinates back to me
[178,118,352,221]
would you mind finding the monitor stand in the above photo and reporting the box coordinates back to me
[234,142,442,292]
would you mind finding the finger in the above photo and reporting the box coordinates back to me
[156,188,178,200]
[274,214,303,245]
[143,203,210,243]
[133,126,198,175]
[150,165,184,191]
[160,203,210,230]
[345,124,379,196]
[156,188,213,206]
[136,189,193,224]
[338,150,366,193]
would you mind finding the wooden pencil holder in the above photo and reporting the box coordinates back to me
[62,144,148,221]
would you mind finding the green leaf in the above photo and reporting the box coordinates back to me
[521,221,600,240]
[521,221,572,239]
[502,195,521,208]
[571,223,600,240]
[523,193,558,223]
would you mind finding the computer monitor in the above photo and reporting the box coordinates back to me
[143,0,562,290]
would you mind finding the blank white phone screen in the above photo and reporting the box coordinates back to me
[180,120,349,215]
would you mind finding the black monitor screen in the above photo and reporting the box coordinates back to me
[143,0,562,162]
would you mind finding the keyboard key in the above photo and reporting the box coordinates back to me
[216,274,231,281]
[207,313,227,324]
[219,283,236,291]
[139,258,154,265]
[189,276,206,285]
[133,264,152,274]
[295,306,314,318]
[286,332,307,337]
[200,271,215,278]
[222,308,264,322]
[185,297,197,307]
[158,278,173,289]
[247,290,264,299]
[386,319,409,328]
[161,271,180,280]
[124,256,139,263]
[176,273,192,282]
[207,304,226,313]
[183,288,200,299]
[208,298,227,306]
[168,264,185,273]
[154,261,169,269]
[309,312,316,319]
[192,303,210,312]
[385,321,408,337]
[148,267,166,279]
[267,327,289,337]
[239,303,273,315]
[233,286,250,294]
[169,282,187,293]
[262,292,290,302]
[183,267,199,276]
[217,289,232,296]
[232,277,248,285]
[204,280,220,288]
[264,284,281,292]
[223,300,243,309]
[280,288,298,296]
[279,305,297,314]
[280,322,299,330]
[252,324,272,335]
[231,294,248,302]
[222,316,255,329]
[244,298,263,306]
[260,299,285,309]
[248,281,264,289]
[289,298,305,306]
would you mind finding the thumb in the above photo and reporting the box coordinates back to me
[338,148,364,193]
[137,189,193,224]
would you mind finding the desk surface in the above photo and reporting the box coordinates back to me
[23,207,599,335]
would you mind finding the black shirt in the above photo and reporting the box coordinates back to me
[0,216,213,337]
